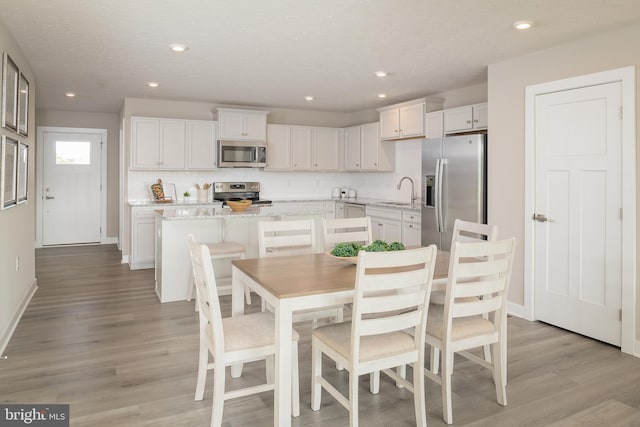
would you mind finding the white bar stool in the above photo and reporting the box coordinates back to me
[187,241,252,307]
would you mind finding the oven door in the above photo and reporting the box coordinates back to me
[218,140,267,167]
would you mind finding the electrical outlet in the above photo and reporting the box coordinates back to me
[15,256,19,271]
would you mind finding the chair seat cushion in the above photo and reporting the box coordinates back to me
[220,312,300,352]
[205,241,246,256]
[426,305,495,341]
[313,321,415,362]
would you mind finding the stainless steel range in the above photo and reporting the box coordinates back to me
[212,182,272,206]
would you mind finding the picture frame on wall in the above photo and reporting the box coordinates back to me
[1,135,18,209]
[2,53,18,131]
[17,141,28,203]
[17,72,29,136]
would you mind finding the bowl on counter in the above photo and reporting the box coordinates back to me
[226,200,253,212]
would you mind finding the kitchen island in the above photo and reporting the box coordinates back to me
[154,204,327,303]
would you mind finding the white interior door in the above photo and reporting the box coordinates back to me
[533,82,622,346]
[42,130,103,245]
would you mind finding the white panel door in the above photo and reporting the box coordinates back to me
[533,82,622,346]
[42,130,103,245]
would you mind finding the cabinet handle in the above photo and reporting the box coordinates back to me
[466,120,471,124]
[314,164,318,167]
[473,119,478,123]
[378,223,383,226]
[395,129,399,133]
[374,163,377,166]
[356,163,359,166]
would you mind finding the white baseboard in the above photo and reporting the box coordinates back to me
[634,339,640,358]
[0,278,38,357]
[507,301,533,321]
[121,255,129,264]
[103,237,118,245]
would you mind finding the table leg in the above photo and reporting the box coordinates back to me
[230,265,245,378]
[275,300,293,427]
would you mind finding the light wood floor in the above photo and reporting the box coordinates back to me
[2,245,640,426]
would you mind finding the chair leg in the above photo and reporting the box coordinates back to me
[441,349,454,425]
[483,344,492,364]
[291,342,300,417]
[369,371,380,394]
[430,346,440,374]
[413,361,427,427]
[244,286,252,305]
[195,338,208,401]
[266,355,274,385]
[311,340,322,411]
[349,372,359,427]
[493,341,507,406]
[211,360,225,427]
[396,365,406,388]
[335,308,344,370]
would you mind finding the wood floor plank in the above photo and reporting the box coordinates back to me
[1,244,640,426]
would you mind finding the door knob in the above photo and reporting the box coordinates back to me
[45,196,55,200]
[532,213,548,222]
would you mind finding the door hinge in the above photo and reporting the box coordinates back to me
[619,309,622,322]
[619,208,623,220]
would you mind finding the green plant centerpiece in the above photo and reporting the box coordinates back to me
[330,240,405,258]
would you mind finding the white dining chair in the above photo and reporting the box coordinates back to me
[187,234,301,426]
[322,216,373,252]
[424,237,516,424]
[258,219,344,327]
[310,246,437,427]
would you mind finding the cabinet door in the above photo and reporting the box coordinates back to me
[243,112,268,141]
[371,217,402,242]
[444,106,473,134]
[425,111,444,138]
[402,222,421,247]
[344,125,361,170]
[473,102,488,129]
[399,103,425,138]
[131,117,160,169]
[159,120,186,169]
[131,208,156,269]
[313,127,340,170]
[379,109,400,140]
[186,120,216,169]
[291,126,312,170]
[335,202,345,219]
[218,110,245,139]
[360,122,380,170]
[266,124,291,170]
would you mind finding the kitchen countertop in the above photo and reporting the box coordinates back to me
[155,203,327,220]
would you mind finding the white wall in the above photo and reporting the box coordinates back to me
[0,22,37,355]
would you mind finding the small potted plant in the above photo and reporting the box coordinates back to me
[183,190,191,201]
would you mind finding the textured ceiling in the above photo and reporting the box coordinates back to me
[1,0,639,113]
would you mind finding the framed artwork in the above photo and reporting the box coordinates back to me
[17,72,29,136]
[2,53,18,131]
[1,135,18,209]
[17,141,28,203]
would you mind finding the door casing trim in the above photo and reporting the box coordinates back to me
[524,66,636,355]
[35,126,108,248]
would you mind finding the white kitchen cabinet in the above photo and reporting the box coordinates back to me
[335,201,345,219]
[291,126,313,170]
[217,108,268,141]
[312,127,341,171]
[425,111,444,138]
[130,207,157,269]
[366,206,402,243]
[444,102,488,134]
[131,117,186,169]
[401,209,421,247]
[378,99,425,140]
[266,124,291,170]
[344,122,394,171]
[186,120,217,169]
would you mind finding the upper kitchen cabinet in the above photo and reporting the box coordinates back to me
[424,111,444,138]
[312,126,341,171]
[217,108,268,141]
[265,124,291,170]
[443,102,487,134]
[131,117,186,169]
[291,125,313,170]
[186,120,217,170]
[267,124,341,171]
[378,98,425,140]
[344,122,394,171]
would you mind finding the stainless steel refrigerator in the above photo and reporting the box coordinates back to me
[421,134,487,250]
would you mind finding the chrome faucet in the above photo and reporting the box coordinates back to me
[397,176,417,204]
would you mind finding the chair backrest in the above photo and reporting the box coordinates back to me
[322,216,373,252]
[443,237,516,340]
[350,246,437,364]
[258,219,317,258]
[452,219,498,244]
[187,234,224,358]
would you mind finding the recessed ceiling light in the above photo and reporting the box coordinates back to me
[147,82,159,88]
[377,93,387,99]
[374,71,388,77]
[304,96,314,101]
[65,92,76,98]
[169,44,188,52]
[513,20,533,30]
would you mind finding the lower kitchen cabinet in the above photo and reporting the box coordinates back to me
[366,206,402,243]
[401,209,421,247]
[130,207,157,269]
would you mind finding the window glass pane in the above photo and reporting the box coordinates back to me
[56,140,90,164]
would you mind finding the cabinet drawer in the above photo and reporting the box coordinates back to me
[402,210,421,224]
[366,206,402,221]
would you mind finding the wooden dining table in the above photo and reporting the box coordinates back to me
[231,250,450,427]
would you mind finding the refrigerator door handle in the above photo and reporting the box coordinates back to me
[437,158,447,232]
[434,158,442,232]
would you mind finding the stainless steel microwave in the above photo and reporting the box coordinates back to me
[217,140,267,168]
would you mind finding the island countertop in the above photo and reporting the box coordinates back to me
[154,203,327,220]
